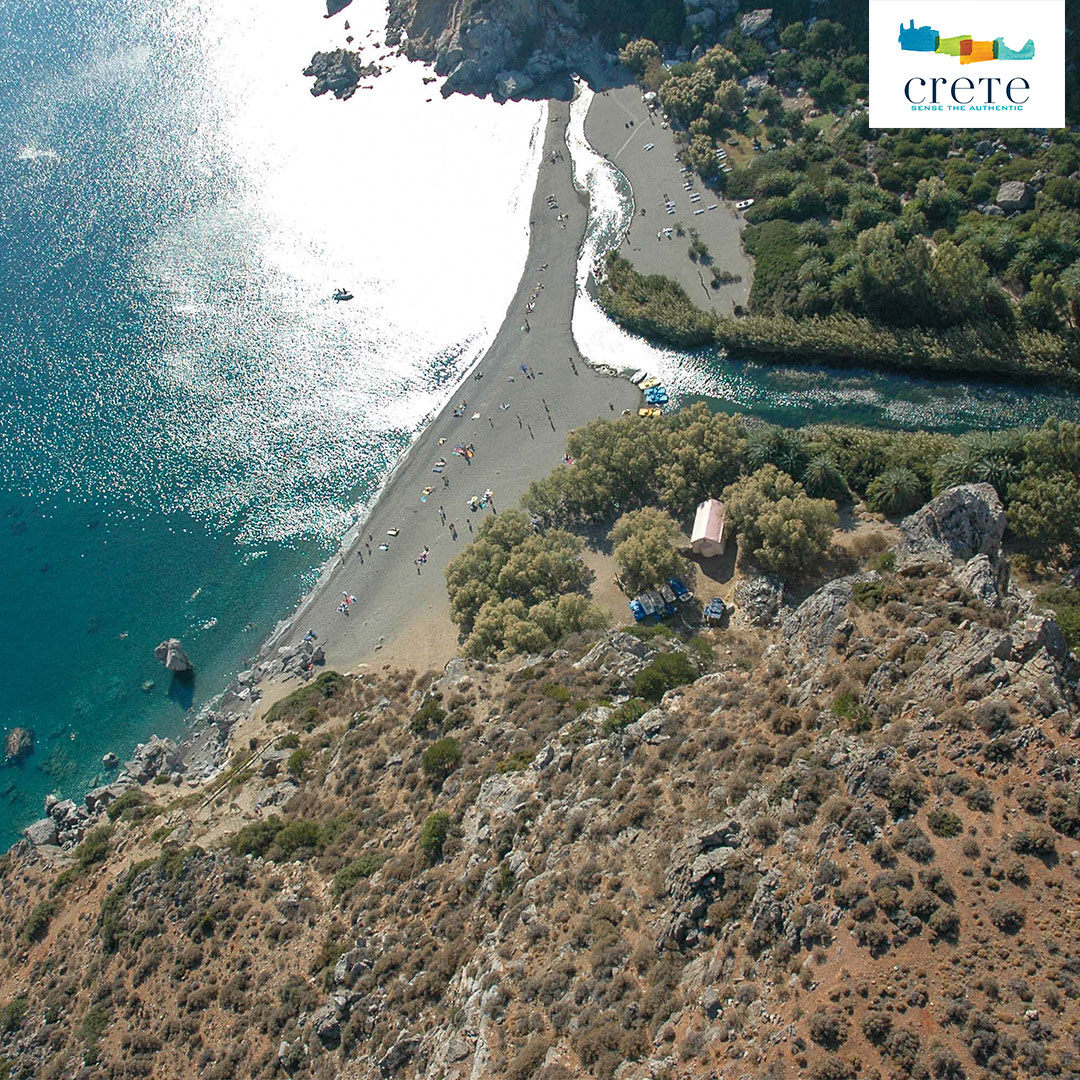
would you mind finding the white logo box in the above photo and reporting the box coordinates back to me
[868,0,1065,128]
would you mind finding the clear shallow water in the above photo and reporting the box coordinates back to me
[568,84,1080,433]
[0,0,544,845]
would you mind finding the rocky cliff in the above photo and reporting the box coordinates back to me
[2,487,1080,1080]
[386,0,596,99]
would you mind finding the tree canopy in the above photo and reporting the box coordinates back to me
[723,465,838,578]
[609,508,693,595]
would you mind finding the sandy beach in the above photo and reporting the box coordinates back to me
[585,83,751,316]
[260,98,641,677]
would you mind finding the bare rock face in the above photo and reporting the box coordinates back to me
[995,180,1035,212]
[738,7,773,37]
[154,638,193,673]
[895,484,1005,571]
[124,736,183,784]
[734,573,784,627]
[5,727,34,762]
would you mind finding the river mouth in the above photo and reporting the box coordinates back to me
[567,82,1080,433]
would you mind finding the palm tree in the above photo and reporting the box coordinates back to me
[802,453,846,499]
[866,466,924,516]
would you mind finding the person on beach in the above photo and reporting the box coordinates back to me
[450,523,457,539]
[439,505,445,524]
[516,414,522,428]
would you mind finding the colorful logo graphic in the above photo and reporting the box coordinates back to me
[898,19,1035,64]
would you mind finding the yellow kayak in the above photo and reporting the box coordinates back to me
[637,406,662,418]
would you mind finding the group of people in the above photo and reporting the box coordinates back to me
[337,591,357,616]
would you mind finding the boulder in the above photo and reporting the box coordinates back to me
[379,1037,420,1078]
[995,180,1035,212]
[955,553,1008,609]
[102,752,119,769]
[4,726,33,762]
[895,484,1005,570]
[780,573,877,665]
[124,735,183,784]
[1011,614,1068,665]
[325,0,353,15]
[154,638,194,673]
[738,8,773,37]
[312,1004,342,1050]
[734,574,784,627]
[24,817,58,846]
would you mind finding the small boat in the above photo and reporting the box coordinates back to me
[333,288,354,302]
[640,376,662,389]
[630,369,648,384]
[637,406,662,418]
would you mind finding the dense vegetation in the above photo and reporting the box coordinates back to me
[440,404,1080,656]
[520,403,1080,569]
[605,4,1080,384]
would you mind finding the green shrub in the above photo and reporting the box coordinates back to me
[0,997,27,1034]
[265,671,348,727]
[410,696,446,735]
[279,733,301,749]
[633,652,698,702]
[287,747,312,778]
[73,826,113,870]
[20,900,56,943]
[419,811,452,861]
[332,853,384,896]
[421,738,462,782]
[497,750,536,773]
[989,899,1025,933]
[927,808,963,838]
[542,683,573,704]
[603,698,649,735]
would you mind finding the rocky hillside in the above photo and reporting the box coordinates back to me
[2,485,1080,1080]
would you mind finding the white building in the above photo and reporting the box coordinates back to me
[690,498,727,558]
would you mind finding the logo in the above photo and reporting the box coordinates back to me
[897,19,1035,64]
[869,0,1064,129]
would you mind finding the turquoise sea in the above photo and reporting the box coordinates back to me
[2,1,1078,849]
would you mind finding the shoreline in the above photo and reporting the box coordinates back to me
[201,93,644,742]
[16,87,645,853]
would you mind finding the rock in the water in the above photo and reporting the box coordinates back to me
[303,49,379,99]
[5,727,34,762]
[895,484,1005,570]
[325,0,353,16]
[102,752,119,769]
[995,180,1035,212]
[154,638,194,673]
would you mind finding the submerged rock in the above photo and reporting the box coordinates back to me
[154,638,194,673]
[5,727,34,763]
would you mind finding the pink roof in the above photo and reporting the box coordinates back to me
[692,499,725,544]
